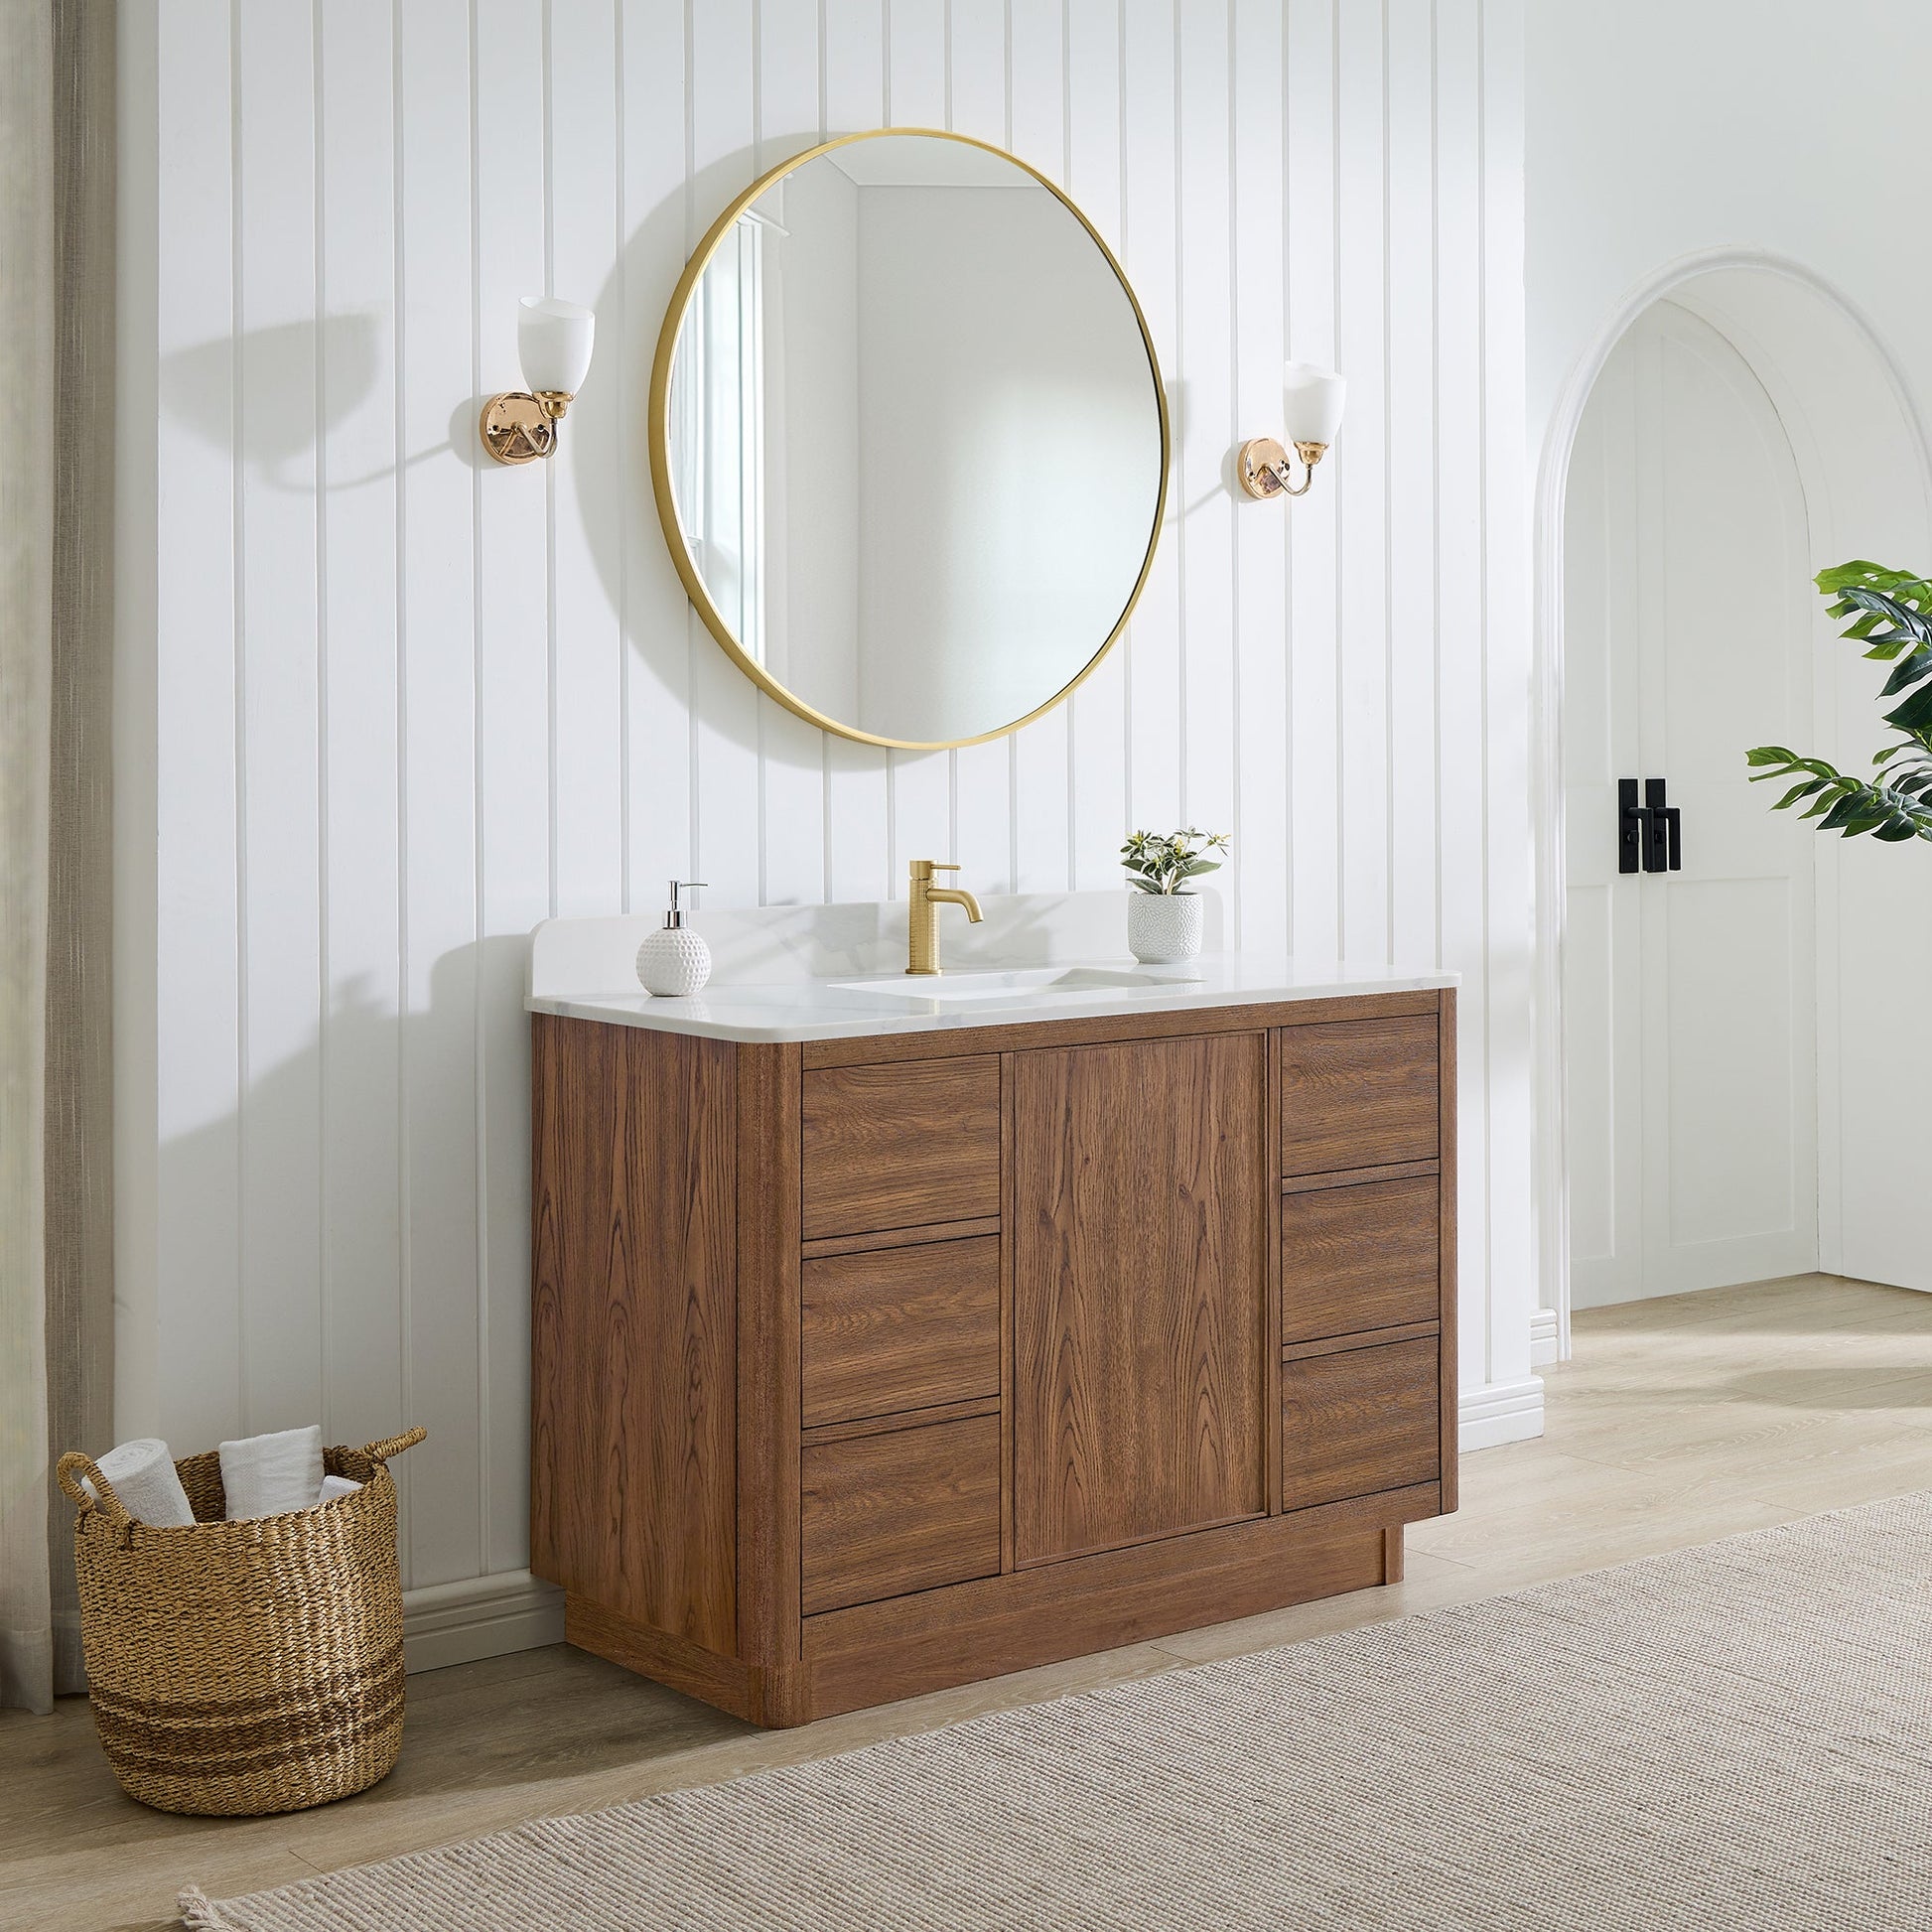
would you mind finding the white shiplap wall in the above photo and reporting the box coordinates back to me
[115,0,1534,1606]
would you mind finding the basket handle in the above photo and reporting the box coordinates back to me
[56,1450,136,1537]
[358,1427,426,1464]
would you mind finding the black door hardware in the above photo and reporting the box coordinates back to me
[1617,777,1683,875]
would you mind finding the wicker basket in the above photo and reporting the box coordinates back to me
[55,1427,425,1817]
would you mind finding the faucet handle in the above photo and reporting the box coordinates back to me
[908,858,960,881]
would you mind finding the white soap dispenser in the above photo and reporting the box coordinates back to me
[635,880,712,997]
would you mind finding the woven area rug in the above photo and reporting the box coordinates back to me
[182,1494,1932,1931]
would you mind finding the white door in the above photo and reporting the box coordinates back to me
[1563,300,1817,1310]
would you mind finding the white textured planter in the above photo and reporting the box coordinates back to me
[1126,892,1203,964]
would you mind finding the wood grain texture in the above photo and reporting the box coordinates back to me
[802,1484,1440,1717]
[1280,1335,1441,1513]
[1383,1524,1405,1584]
[529,1016,737,1653]
[800,991,1445,1069]
[564,1594,764,1727]
[800,1414,1002,1615]
[1282,1318,1440,1362]
[801,1056,1002,1239]
[1438,988,1460,1513]
[800,1395,1001,1448]
[734,1040,804,1712]
[802,1237,1001,1428]
[1281,1014,1440,1174]
[1013,1034,1267,1566]
[801,1215,1000,1260]
[1281,1173,1440,1343]
[1265,1029,1285,1516]
[1280,1157,1439,1194]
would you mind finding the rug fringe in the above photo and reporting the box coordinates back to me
[178,1883,236,1929]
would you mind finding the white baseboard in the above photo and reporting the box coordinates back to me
[1458,1375,1545,1451]
[1529,1307,1562,1367]
[402,1569,565,1674]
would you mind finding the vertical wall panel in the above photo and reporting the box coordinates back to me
[1387,1,1440,969]
[318,0,404,1460]
[1121,0,1182,835]
[472,0,551,1580]
[130,0,1536,1609]
[1065,0,1131,892]
[1284,0,1339,961]
[236,0,323,1433]
[1231,0,1288,953]
[154,0,243,1449]
[687,1,764,909]
[819,0,893,903]
[945,0,1017,895]
[1007,3,1074,895]
[756,0,830,905]
[395,0,482,1588]
[1335,0,1389,963]
[1174,2,1237,850]
[621,0,694,908]
[1434,0,1491,1395]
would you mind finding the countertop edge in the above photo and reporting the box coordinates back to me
[525,966,1460,1044]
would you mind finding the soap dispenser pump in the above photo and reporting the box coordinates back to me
[635,880,712,996]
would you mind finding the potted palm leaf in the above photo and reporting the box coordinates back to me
[1121,828,1228,963]
[1748,562,1932,843]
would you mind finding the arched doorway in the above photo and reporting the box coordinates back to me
[1535,252,1932,1353]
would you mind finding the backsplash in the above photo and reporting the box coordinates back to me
[115,0,1533,1612]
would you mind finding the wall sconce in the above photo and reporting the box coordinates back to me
[1237,360,1347,500]
[480,296,596,465]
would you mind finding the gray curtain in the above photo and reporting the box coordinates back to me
[0,0,115,1718]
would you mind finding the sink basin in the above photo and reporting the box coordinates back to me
[828,965,1202,1006]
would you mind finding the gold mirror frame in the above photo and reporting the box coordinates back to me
[647,127,1171,753]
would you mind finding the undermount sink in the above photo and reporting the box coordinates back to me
[828,965,1203,1006]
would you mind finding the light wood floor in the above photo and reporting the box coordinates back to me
[9,1272,1932,1931]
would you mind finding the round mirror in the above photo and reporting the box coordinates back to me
[649,130,1168,750]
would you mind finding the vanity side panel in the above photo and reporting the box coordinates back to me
[735,1039,807,1722]
[530,1015,739,1655]
[1438,987,1459,1513]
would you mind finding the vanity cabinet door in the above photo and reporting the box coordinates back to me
[1012,1034,1268,1567]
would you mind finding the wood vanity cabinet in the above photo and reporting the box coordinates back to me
[530,987,1455,1725]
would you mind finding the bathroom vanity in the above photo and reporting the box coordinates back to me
[528,923,1455,1725]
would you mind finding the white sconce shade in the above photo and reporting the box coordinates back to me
[1282,360,1346,447]
[518,296,596,395]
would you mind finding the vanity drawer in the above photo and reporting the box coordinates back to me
[803,1237,1001,1427]
[1280,1016,1439,1175]
[1281,1334,1440,1512]
[801,1056,1002,1239]
[801,1414,1002,1614]
[1281,1173,1439,1344]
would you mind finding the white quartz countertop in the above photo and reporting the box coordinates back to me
[527,952,1456,1044]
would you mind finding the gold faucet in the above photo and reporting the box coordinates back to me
[905,860,984,975]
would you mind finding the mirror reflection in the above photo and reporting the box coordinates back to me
[662,132,1166,748]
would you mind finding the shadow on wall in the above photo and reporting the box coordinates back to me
[160,310,493,488]
[153,935,534,1590]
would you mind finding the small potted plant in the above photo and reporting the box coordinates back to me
[1120,828,1228,963]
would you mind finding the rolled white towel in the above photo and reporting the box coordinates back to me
[81,1439,197,1528]
[317,1473,362,1504]
[219,1424,325,1521]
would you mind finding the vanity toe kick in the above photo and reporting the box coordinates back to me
[531,984,1456,1725]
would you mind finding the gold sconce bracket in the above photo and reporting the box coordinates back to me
[481,389,575,466]
[1238,437,1328,500]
